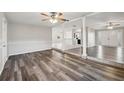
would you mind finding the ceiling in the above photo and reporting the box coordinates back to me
[5,12,90,27]
[6,12,124,29]
[86,12,124,30]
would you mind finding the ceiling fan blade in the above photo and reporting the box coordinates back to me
[50,12,57,15]
[59,18,69,21]
[111,21,124,23]
[40,13,49,17]
[58,16,64,19]
[58,12,63,16]
[42,19,49,21]
[107,22,120,26]
[113,24,120,26]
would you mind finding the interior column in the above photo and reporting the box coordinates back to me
[82,17,87,59]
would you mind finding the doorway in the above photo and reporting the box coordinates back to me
[63,19,82,56]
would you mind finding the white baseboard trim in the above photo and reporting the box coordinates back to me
[9,48,52,56]
[8,41,52,56]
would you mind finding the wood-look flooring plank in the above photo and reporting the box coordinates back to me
[0,49,124,81]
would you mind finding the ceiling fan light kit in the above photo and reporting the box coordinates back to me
[49,19,58,24]
[106,22,120,29]
[107,26,113,29]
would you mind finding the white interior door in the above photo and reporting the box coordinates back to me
[2,18,7,64]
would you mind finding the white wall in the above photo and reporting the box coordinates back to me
[8,23,52,55]
[52,26,63,50]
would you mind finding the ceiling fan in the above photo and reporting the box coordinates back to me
[40,12,69,24]
[90,21,121,29]
[105,22,120,29]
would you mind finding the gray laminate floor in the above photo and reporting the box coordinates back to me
[0,49,124,81]
[66,46,124,63]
